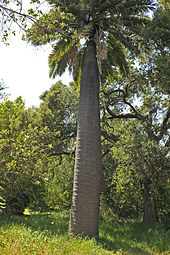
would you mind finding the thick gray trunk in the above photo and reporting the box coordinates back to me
[69,40,102,238]
[143,181,158,222]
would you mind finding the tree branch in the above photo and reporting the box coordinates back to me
[156,105,170,140]
[106,104,146,121]
[101,130,119,143]
[122,85,146,121]
[0,4,37,23]
[102,85,146,121]
[100,88,124,96]
[165,135,170,148]
[102,84,169,144]
[102,144,114,158]
[49,151,73,157]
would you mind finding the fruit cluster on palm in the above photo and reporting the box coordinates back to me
[27,0,156,238]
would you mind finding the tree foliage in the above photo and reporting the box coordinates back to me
[0,0,45,43]
[0,82,78,214]
[100,6,170,222]
[0,97,49,214]
[35,81,79,208]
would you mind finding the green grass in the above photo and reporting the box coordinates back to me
[0,210,169,255]
[99,216,169,254]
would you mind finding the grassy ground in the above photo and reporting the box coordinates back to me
[0,209,169,255]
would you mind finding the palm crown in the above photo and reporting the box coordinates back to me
[27,0,155,84]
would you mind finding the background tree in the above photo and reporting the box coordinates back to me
[113,120,169,222]
[0,81,79,215]
[100,69,169,222]
[35,81,79,209]
[0,97,51,215]
[99,6,170,222]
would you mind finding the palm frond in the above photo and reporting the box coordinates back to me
[109,28,141,56]
[49,52,70,78]
[47,0,91,17]
[109,38,129,75]
[49,38,78,78]
[72,22,94,39]
[94,0,155,18]
[101,34,129,83]
[73,48,85,86]
[101,57,120,85]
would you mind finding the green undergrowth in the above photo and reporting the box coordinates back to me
[0,209,169,255]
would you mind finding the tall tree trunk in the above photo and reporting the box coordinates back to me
[69,39,102,238]
[143,180,159,222]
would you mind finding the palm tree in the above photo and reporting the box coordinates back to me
[27,0,155,238]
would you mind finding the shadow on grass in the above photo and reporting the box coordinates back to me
[0,211,169,254]
[98,218,169,254]
[0,210,69,237]
[98,236,150,254]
